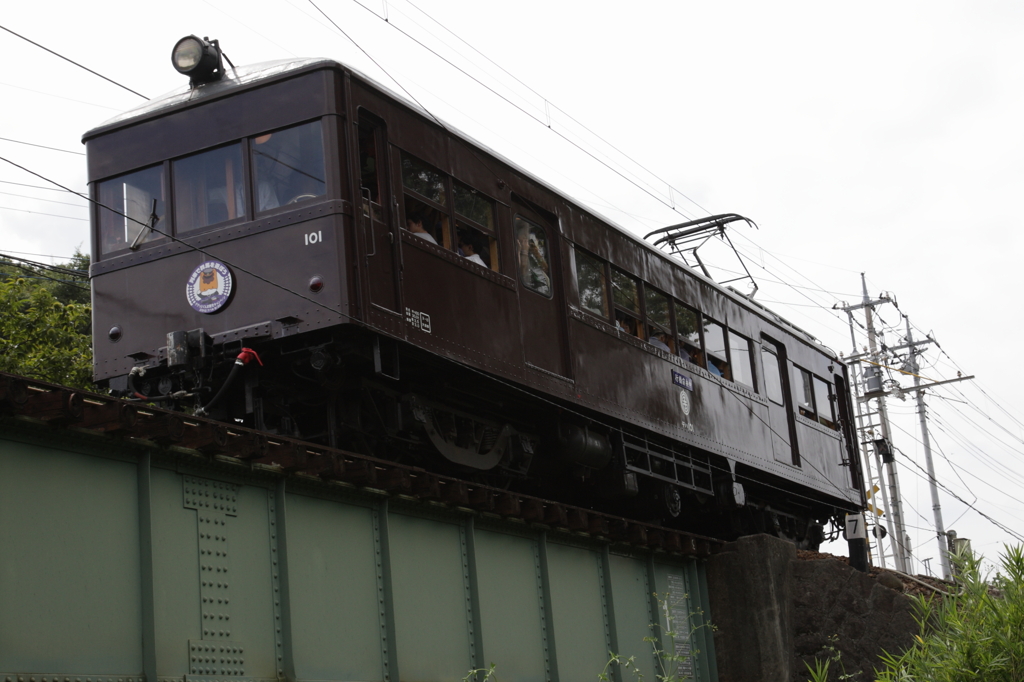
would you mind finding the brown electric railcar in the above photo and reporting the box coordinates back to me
[84,44,864,546]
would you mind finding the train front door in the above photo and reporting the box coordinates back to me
[761,337,800,466]
[357,113,400,315]
[513,201,570,378]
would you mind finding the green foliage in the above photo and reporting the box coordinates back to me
[804,634,858,681]
[600,592,714,682]
[462,663,498,682]
[0,262,92,388]
[875,545,1024,681]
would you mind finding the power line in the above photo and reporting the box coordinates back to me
[0,24,147,100]
[0,190,88,209]
[0,80,120,111]
[397,0,709,216]
[0,260,89,291]
[0,252,87,277]
[0,205,88,221]
[0,136,84,156]
[895,446,1024,544]
[341,0,704,222]
[0,179,85,193]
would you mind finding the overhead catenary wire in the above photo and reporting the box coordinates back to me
[0,190,89,209]
[0,205,88,221]
[0,136,85,156]
[894,446,1024,544]
[0,24,147,100]
[338,0,877,344]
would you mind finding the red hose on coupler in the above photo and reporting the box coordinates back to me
[196,348,263,417]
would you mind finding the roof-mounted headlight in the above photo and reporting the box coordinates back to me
[172,35,224,86]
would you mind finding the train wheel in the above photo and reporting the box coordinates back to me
[655,481,683,521]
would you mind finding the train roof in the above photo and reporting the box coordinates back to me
[83,56,837,360]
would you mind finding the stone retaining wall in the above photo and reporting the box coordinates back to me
[706,534,921,681]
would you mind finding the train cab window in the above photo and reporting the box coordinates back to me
[794,366,815,418]
[676,304,704,367]
[454,181,498,271]
[645,287,674,352]
[728,331,754,389]
[173,143,245,234]
[761,346,785,405]
[703,319,730,379]
[252,120,326,213]
[515,216,552,296]
[96,165,166,257]
[574,248,609,317]
[813,376,837,429]
[611,268,643,339]
[401,154,450,247]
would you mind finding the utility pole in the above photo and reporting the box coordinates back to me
[840,274,910,572]
[840,275,975,578]
[898,318,973,579]
[861,276,911,573]
[904,318,950,580]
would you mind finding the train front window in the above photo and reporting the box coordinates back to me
[515,216,552,297]
[96,165,165,257]
[574,248,608,318]
[251,120,325,213]
[173,143,245,234]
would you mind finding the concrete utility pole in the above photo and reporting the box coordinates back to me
[841,274,910,573]
[861,277,911,573]
[904,318,951,580]
[841,276,975,578]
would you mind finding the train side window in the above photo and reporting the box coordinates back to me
[358,119,383,220]
[173,143,245,234]
[611,268,643,339]
[401,153,450,248]
[574,248,609,318]
[761,347,785,405]
[454,181,498,271]
[703,319,729,379]
[96,164,166,257]
[729,331,754,389]
[675,304,704,367]
[252,120,326,213]
[813,376,837,429]
[645,287,673,352]
[794,366,815,418]
[515,216,552,297]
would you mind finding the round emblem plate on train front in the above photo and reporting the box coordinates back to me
[186,260,233,314]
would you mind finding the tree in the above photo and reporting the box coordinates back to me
[0,251,92,389]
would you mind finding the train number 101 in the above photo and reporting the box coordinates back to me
[305,230,323,246]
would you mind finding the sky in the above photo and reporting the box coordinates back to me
[2,0,1023,576]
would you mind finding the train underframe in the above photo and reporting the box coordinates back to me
[110,325,844,550]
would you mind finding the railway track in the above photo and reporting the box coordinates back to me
[0,371,721,556]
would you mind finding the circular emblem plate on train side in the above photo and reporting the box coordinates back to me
[186,260,233,314]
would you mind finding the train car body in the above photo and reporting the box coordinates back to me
[85,53,863,546]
